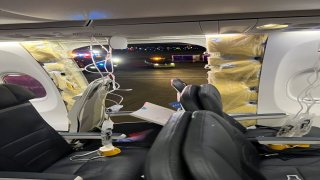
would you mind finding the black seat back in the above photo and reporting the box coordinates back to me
[0,84,71,172]
[145,111,193,180]
[180,85,203,111]
[184,111,265,180]
[198,84,247,133]
[198,84,223,116]
[180,84,246,133]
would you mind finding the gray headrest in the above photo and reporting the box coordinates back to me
[171,78,187,93]
[0,84,36,109]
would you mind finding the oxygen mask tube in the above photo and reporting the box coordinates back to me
[90,37,123,156]
[70,37,127,161]
[277,45,320,137]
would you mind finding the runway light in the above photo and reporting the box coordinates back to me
[256,24,288,30]
[150,56,165,61]
[92,50,100,54]
[112,57,122,63]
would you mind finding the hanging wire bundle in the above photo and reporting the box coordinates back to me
[278,44,320,137]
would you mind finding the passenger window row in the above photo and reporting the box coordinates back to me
[1,82,320,180]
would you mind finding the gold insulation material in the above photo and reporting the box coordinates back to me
[206,34,267,126]
[21,41,88,111]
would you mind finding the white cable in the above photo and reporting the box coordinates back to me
[106,98,119,105]
[69,150,104,161]
[90,37,127,105]
[295,52,320,117]
[108,92,124,104]
[70,36,127,160]
[89,37,105,79]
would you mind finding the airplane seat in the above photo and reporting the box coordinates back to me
[180,83,277,137]
[0,84,148,180]
[145,111,194,180]
[68,78,109,132]
[184,111,320,180]
[198,84,247,133]
[180,84,247,133]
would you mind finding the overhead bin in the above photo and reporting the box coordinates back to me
[92,22,203,37]
[201,19,258,35]
[219,19,257,34]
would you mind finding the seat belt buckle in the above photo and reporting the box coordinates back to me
[287,175,302,180]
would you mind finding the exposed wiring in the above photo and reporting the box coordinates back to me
[295,48,320,116]
[89,36,129,105]
[89,37,105,79]
[108,92,124,104]
[70,36,128,161]
[106,98,119,105]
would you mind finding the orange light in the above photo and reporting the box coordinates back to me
[151,56,165,61]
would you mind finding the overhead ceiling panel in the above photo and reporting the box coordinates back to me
[1,0,320,22]
[199,21,219,35]
[0,20,88,30]
[93,22,203,38]
[0,10,52,25]
[0,22,203,41]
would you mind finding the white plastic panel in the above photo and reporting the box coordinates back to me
[0,42,69,131]
[219,19,257,34]
[258,31,320,126]
[0,10,52,24]
[199,21,219,35]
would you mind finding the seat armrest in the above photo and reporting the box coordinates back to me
[0,171,82,180]
[59,132,126,140]
[108,111,134,117]
[252,136,320,144]
[232,113,287,121]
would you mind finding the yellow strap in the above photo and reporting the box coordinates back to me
[268,144,310,151]
[99,147,121,157]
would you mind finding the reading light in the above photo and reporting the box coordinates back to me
[256,24,289,30]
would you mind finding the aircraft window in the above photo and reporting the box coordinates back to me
[2,73,47,98]
[72,42,208,124]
